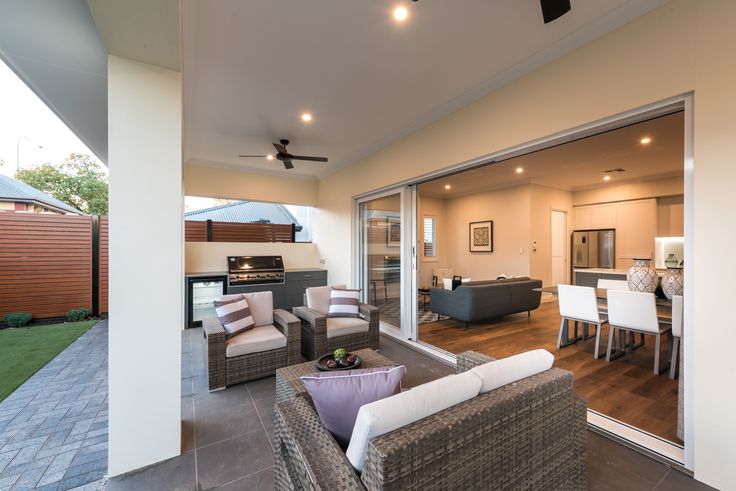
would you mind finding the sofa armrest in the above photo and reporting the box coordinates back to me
[274,396,363,491]
[359,303,380,350]
[292,306,327,336]
[274,309,302,366]
[456,351,495,373]
[203,317,227,391]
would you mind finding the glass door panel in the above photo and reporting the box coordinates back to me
[358,193,402,331]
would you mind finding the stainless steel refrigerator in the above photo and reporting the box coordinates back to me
[572,229,615,269]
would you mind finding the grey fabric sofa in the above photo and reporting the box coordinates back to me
[429,277,543,325]
[274,351,587,490]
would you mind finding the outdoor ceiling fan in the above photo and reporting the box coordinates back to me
[239,139,328,170]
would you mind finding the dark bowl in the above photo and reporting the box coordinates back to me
[315,353,362,371]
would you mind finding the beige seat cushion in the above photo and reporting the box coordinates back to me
[326,317,369,339]
[225,324,286,357]
[306,284,347,314]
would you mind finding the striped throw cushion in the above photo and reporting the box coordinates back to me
[327,288,361,318]
[214,295,255,338]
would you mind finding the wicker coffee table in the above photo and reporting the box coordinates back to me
[275,348,396,403]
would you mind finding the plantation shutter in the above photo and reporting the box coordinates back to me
[423,217,437,257]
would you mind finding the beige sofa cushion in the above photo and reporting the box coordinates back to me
[471,349,554,394]
[326,317,369,339]
[242,291,274,327]
[225,324,286,357]
[346,370,483,472]
[306,284,346,314]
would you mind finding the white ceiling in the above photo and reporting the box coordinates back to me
[419,111,684,198]
[182,0,668,178]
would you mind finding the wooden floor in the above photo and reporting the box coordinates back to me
[419,300,681,444]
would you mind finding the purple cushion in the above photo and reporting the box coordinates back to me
[300,366,406,447]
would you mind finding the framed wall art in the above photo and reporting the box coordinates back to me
[469,220,493,252]
[387,217,401,247]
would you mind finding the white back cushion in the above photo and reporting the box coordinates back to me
[471,349,554,394]
[345,370,482,472]
[242,291,273,327]
[306,284,346,314]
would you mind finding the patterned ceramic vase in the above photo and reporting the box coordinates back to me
[626,258,658,293]
[662,268,684,299]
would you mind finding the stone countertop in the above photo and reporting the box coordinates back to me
[573,268,629,275]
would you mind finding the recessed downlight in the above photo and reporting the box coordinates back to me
[301,113,313,123]
[515,167,524,174]
[444,184,451,190]
[603,175,611,181]
[640,136,652,145]
[393,6,409,21]
[266,155,275,160]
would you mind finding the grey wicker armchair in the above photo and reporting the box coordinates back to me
[274,351,587,490]
[293,286,379,360]
[203,293,301,391]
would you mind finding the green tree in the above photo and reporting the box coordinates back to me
[15,153,108,214]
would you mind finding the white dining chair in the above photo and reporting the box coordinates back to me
[670,295,683,379]
[596,279,629,291]
[606,290,673,374]
[596,278,644,349]
[557,284,610,359]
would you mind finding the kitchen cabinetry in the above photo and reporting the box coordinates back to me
[615,199,657,265]
[573,203,616,230]
[227,269,327,310]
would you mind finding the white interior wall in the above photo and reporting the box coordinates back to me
[312,1,736,486]
[108,55,182,476]
[529,185,574,286]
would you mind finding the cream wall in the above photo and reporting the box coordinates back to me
[185,242,321,273]
[443,185,531,280]
[573,175,683,205]
[185,162,318,206]
[529,185,574,286]
[313,1,736,486]
[108,56,182,476]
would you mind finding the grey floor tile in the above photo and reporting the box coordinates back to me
[196,431,273,490]
[653,468,716,490]
[105,451,196,491]
[216,466,274,490]
[193,400,263,448]
[245,378,275,403]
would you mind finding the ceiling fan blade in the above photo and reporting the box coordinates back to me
[291,155,328,163]
[273,143,288,155]
[283,159,294,170]
[238,155,269,158]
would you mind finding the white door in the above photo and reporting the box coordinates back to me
[551,210,567,285]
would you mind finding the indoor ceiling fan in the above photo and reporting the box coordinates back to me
[239,139,328,170]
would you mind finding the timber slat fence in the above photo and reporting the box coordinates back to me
[0,215,293,323]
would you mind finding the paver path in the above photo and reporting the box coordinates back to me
[0,321,108,491]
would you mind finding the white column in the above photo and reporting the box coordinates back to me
[107,55,183,476]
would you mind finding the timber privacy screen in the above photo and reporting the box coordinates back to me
[0,215,294,323]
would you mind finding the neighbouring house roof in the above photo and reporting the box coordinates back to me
[185,201,302,231]
[0,174,83,215]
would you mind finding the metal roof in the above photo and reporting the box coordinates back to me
[0,174,83,215]
[185,201,302,230]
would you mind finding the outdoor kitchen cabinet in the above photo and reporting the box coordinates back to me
[284,269,328,309]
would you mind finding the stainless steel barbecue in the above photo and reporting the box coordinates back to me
[227,255,285,287]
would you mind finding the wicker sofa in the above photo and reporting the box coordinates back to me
[274,351,588,490]
[293,286,380,360]
[203,292,301,391]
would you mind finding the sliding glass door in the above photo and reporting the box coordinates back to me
[357,192,404,332]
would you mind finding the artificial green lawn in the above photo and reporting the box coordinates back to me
[0,320,97,402]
